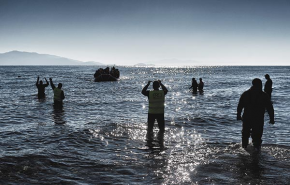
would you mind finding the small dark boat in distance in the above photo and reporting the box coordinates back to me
[94,74,118,82]
[94,66,120,82]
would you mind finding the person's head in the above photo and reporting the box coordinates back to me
[40,80,43,85]
[199,78,202,81]
[58,83,62,89]
[153,81,160,90]
[252,78,262,91]
[192,78,195,81]
[265,74,270,80]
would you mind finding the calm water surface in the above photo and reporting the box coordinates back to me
[0,66,289,184]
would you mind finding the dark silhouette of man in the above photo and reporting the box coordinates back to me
[36,76,49,99]
[264,74,273,99]
[189,78,198,93]
[198,78,204,93]
[142,80,168,139]
[237,78,274,151]
[49,78,65,107]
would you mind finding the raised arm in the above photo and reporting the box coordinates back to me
[44,78,49,87]
[49,78,56,90]
[159,80,168,95]
[142,81,151,96]
[36,76,39,86]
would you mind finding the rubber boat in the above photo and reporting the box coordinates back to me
[94,74,119,82]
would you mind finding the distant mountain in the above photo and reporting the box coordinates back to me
[133,63,155,67]
[0,51,104,65]
[147,58,202,66]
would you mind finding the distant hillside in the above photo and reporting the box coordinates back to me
[146,59,202,66]
[133,63,155,67]
[0,51,104,65]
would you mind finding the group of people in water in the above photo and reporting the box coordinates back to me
[94,66,120,79]
[36,71,274,151]
[142,74,274,151]
[189,78,204,93]
[35,76,65,107]
[237,74,274,151]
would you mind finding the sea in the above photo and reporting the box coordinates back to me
[0,66,289,185]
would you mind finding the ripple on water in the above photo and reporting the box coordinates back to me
[0,66,290,184]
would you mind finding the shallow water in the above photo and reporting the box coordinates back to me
[0,66,289,184]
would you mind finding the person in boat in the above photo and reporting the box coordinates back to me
[198,78,204,93]
[237,78,274,151]
[94,69,101,78]
[189,78,198,93]
[111,68,120,78]
[49,78,65,107]
[264,74,273,99]
[36,76,49,99]
[110,67,116,76]
[142,80,168,140]
[110,67,120,78]
[104,67,110,74]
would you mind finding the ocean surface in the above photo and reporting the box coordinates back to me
[0,66,289,185]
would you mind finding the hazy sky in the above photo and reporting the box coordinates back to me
[0,0,289,66]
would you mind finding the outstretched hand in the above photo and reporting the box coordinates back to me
[147,81,152,84]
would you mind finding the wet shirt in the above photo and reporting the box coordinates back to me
[143,89,167,114]
[36,84,49,96]
[237,88,274,122]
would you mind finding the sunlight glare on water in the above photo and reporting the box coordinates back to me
[0,66,289,184]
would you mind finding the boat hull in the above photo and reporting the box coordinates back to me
[94,74,119,82]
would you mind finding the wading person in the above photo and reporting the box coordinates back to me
[264,74,273,99]
[36,76,49,99]
[237,78,274,151]
[198,78,204,93]
[49,78,65,107]
[189,78,198,93]
[142,80,168,140]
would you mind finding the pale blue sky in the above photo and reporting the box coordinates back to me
[0,0,289,65]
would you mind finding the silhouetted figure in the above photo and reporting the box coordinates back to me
[49,78,65,107]
[189,78,198,93]
[198,78,204,93]
[237,78,274,151]
[142,80,168,140]
[264,74,273,99]
[104,67,110,74]
[36,76,49,99]
[94,69,101,78]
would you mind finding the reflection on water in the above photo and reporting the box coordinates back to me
[237,149,265,182]
[52,105,66,124]
[0,66,290,184]
[146,130,165,154]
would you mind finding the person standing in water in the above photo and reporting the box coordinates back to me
[237,78,274,151]
[198,78,204,93]
[264,74,273,99]
[49,78,65,107]
[142,80,168,140]
[189,78,198,93]
[36,76,49,99]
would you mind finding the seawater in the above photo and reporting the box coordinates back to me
[0,66,289,184]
